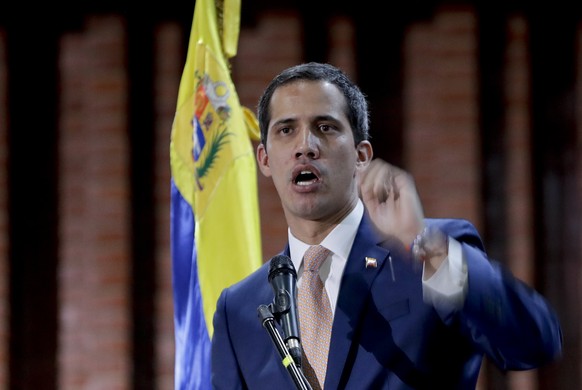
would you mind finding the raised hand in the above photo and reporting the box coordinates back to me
[357,159,425,250]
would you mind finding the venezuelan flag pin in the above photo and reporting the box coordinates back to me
[365,257,377,268]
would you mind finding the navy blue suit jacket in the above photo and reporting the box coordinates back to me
[211,215,562,389]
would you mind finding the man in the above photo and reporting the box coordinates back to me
[211,62,562,389]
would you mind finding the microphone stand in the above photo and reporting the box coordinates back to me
[257,304,313,390]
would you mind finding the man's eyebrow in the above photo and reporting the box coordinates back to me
[314,115,341,123]
[313,114,341,123]
[271,117,296,127]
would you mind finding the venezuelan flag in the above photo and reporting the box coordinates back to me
[169,0,262,388]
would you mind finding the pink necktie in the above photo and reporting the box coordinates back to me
[298,245,332,390]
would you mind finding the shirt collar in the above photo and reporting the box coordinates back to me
[288,199,364,271]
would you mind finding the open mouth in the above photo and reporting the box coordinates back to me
[292,164,321,187]
[294,170,319,186]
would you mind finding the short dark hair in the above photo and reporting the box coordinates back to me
[257,62,369,146]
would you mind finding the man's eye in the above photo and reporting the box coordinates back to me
[280,127,292,134]
[319,124,332,132]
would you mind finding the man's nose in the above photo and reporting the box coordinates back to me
[295,128,319,158]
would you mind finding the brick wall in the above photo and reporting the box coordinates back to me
[58,16,131,390]
[503,13,537,390]
[404,6,481,226]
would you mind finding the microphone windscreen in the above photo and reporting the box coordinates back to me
[268,255,296,282]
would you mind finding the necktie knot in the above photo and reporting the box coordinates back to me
[303,245,330,272]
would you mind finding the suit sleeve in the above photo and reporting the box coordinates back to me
[438,219,563,370]
[211,288,246,390]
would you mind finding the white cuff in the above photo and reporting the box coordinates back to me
[422,237,467,309]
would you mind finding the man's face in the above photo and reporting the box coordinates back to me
[256,80,372,225]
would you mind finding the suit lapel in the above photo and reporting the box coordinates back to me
[324,215,390,389]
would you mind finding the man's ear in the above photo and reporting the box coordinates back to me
[355,140,373,169]
[256,143,272,177]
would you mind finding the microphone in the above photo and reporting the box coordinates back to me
[268,255,302,368]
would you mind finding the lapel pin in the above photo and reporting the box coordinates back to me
[365,257,377,268]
